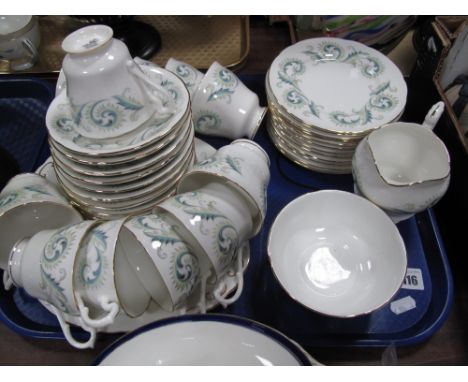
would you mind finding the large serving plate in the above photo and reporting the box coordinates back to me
[93,314,315,365]
[268,37,407,134]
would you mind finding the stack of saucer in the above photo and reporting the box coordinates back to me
[266,37,407,174]
[45,26,193,219]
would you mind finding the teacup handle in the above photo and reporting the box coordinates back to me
[126,60,176,115]
[2,270,13,291]
[49,303,97,349]
[213,252,244,308]
[76,293,119,329]
[422,101,445,130]
[22,38,39,61]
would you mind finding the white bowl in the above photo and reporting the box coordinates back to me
[94,314,315,365]
[267,190,407,317]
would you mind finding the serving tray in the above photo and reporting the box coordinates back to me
[0,75,453,348]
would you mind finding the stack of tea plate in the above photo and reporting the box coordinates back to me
[266,37,407,174]
[46,61,193,220]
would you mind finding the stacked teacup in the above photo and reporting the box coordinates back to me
[46,25,193,219]
[165,58,266,140]
[1,138,270,349]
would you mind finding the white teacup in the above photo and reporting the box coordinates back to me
[74,219,126,328]
[165,57,204,97]
[7,221,99,349]
[60,24,175,139]
[191,61,266,139]
[155,191,248,307]
[122,214,201,312]
[0,15,40,71]
[0,173,82,270]
[178,139,270,235]
[156,191,240,277]
[352,102,450,222]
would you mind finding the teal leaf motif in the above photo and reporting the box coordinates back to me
[217,224,238,257]
[225,155,242,174]
[207,87,235,103]
[40,267,69,313]
[24,186,52,196]
[113,95,144,111]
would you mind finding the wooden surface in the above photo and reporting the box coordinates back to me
[0,16,467,366]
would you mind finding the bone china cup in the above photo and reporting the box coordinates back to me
[178,139,270,236]
[191,61,266,140]
[165,57,204,97]
[0,15,40,71]
[0,173,82,270]
[122,214,201,312]
[156,191,240,280]
[10,221,99,349]
[61,25,174,139]
[268,190,407,318]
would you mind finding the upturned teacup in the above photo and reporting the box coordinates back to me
[165,57,204,97]
[178,139,270,235]
[191,61,266,139]
[60,25,175,139]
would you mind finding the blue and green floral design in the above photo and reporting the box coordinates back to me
[75,223,114,291]
[195,154,244,176]
[47,60,188,154]
[194,110,222,135]
[302,41,383,78]
[0,185,58,215]
[168,192,239,269]
[204,67,239,104]
[272,39,405,131]
[39,222,88,314]
[126,215,200,297]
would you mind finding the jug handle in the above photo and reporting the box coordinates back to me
[422,101,445,130]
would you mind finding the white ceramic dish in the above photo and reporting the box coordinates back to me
[268,37,407,134]
[267,190,407,317]
[94,314,314,365]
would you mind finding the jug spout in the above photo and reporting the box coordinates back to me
[422,101,445,130]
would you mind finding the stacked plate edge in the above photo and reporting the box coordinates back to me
[266,37,407,174]
[45,63,194,220]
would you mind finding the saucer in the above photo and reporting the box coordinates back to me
[268,37,407,134]
[46,61,190,156]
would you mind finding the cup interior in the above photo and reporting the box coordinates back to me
[116,226,173,312]
[0,202,82,270]
[113,232,152,318]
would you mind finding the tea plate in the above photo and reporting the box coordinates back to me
[268,37,407,134]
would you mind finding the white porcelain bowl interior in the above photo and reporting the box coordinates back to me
[268,190,407,317]
[94,314,313,365]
